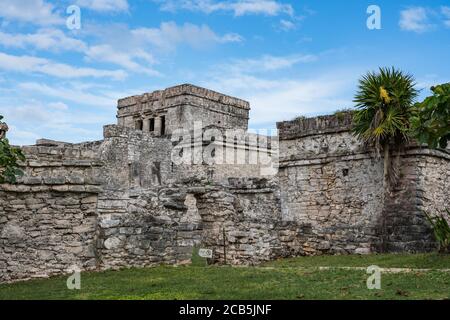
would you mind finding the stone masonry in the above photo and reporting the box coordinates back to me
[1,84,449,282]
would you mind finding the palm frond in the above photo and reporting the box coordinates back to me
[352,67,418,186]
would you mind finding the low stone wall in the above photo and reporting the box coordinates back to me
[191,178,310,265]
[96,188,202,269]
[0,185,99,282]
[0,142,103,282]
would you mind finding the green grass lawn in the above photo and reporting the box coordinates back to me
[0,254,449,300]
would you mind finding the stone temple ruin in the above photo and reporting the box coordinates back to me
[1,84,449,282]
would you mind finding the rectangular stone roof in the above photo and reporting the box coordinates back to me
[117,84,250,111]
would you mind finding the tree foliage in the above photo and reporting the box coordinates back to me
[410,83,450,149]
[352,67,418,186]
[424,210,450,254]
[0,115,25,183]
[353,67,418,153]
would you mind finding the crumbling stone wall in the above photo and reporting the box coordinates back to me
[190,178,310,265]
[95,188,203,269]
[0,187,99,282]
[1,85,449,283]
[0,143,102,282]
[117,84,250,134]
[383,149,450,252]
[277,113,450,254]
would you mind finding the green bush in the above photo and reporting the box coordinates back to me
[0,115,25,183]
[424,210,450,253]
[411,83,450,149]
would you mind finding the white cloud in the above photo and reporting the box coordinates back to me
[4,124,40,146]
[85,44,161,76]
[0,52,127,80]
[0,0,63,25]
[202,55,354,126]
[157,0,293,17]
[442,6,450,27]
[399,7,434,33]
[2,101,111,145]
[0,28,162,77]
[222,54,317,74]
[77,22,241,75]
[132,22,243,50]
[48,102,69,110]
[279,19,296,31]
[203,73,354,125]
[75,0,129,12]
[219,33,245,43]
[0,29,88,52]
[18,82,117,107]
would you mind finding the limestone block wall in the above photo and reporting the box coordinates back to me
[277,114,383,254]
[383,149,450,252]
[277,113,450,254]
[117,84,250,134]
[101,125,175,188]
[94,125,203,269]
[191,178,309,265]
[172,128,277,183]
[96,188,202,269]
[0,143,103,282]
[0,187,99,282]
[168,103,249,132]
[1,107,448,282]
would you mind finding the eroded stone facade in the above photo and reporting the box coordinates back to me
[1,84,448,282]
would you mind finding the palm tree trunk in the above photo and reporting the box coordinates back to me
[381,144,390,252]
[383,145,390,189]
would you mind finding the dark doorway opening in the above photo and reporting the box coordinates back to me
[149,118,155,132]
[135,119,143,131]
[161,116,166,135]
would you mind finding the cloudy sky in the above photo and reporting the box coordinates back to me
[0,0,449,145]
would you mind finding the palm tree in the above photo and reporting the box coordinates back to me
[353,67,418,252]
[353,67,418,188]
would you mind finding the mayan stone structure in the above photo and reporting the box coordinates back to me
[1,84,449,282]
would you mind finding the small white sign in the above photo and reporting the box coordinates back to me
[198,248,213,258]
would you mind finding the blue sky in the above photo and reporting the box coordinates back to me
[0,0,449,145]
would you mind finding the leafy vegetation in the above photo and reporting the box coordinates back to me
[0,254,449,300]
[352,67,418,187]
[0,115,25,183]
[292,115,307,121]
[411,83,450,149]
[333,108,355,121]
[424,210,450,253]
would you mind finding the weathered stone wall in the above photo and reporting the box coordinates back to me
[101,125,174,188]
[191,178,312,265]
[277,113,450,254]
[0,187,99,282]
[117,84,250,134]
[383,149,450,252]
[1,86,449,283]
[277,113,383,254]
[95,188,202,269]
[172,126,277,182]
[0,143,102,282]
